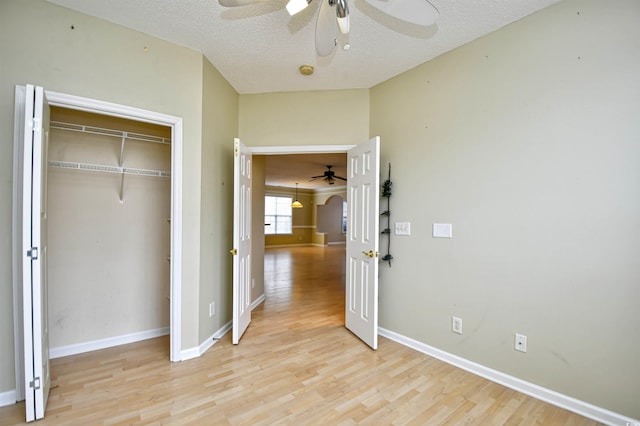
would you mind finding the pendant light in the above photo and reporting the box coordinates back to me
[291,183,303,209]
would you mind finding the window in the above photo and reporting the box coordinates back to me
[265,195,293,235]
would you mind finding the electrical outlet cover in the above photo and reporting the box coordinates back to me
[452,316,463,335]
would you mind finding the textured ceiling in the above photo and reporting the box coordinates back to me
[44,0,560,94]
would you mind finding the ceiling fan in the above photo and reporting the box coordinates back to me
[218,0,439,57]
[310,165,347,185]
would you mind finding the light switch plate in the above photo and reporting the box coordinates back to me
[395,222,411,235]
[433,223,452,238]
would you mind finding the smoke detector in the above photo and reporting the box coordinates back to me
[299,64,314,76]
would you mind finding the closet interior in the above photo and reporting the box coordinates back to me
[47,107,172,356]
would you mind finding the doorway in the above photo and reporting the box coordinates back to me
[46,107,172,359]
[252,149,351,313]
[233,140,380,349]
[231,136,380,350]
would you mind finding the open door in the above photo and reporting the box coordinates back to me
[345,137,380,349]
[232,138,252,344]
[21,84,51,421]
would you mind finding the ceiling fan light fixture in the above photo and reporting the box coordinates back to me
[292,183,304,208]
[286,0,312,16]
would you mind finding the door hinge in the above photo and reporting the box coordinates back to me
[27,247,39,260]
[29,377,41,390]
[234,140,239,158]
[29,118,41,132]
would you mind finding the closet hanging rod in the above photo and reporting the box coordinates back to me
[49,160,171,178]
[50,121,171,145]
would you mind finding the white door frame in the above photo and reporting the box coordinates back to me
[251,145,356,156]
[13,88,183,400]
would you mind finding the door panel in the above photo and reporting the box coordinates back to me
[22,84,51,421]
[345,137,380,349]
[232,138,252,344]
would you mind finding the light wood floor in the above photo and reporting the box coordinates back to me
[1,246,600,425]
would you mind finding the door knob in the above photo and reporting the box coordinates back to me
[361,250,379,258]
[230,248,237,255]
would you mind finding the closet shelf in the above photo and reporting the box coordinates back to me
[50,121,171,145]
[49,160,171,178]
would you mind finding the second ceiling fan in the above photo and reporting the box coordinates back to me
[218,0,439,57]
[310,165,346,185]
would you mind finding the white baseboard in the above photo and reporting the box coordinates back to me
[181,321,232,361]
[179,347,200,361]
[327,241,346,246]
[251,294,266,311]
[0,389,16,408]
[50,327,170,359]
[181,297,266,362]
[378,327,637,426]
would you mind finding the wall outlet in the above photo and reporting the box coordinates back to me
[515,333,527,352]
[452,316,463,335]
[209,301,216,317]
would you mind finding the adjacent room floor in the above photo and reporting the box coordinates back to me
[0,246,600,425]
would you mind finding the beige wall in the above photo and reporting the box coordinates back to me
[239,90,369,147]
[370,0,640,418]
[198,58,239,343]
[316,195,346,244]
[0,0,238,394]
[313,189,347,245]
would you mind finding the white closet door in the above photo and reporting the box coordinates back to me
[21,84,51,422]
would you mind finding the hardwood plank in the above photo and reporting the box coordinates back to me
[1,246,601,425]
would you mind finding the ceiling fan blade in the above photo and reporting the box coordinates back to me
[364,0,439,26]
[310,175,325,179]
[315,0,337,57]
[218,0,273,7]
[333,176,347,181]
